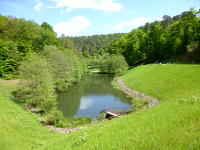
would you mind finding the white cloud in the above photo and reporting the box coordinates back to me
[53,16,91,36]
[112,17,150,30]
[49,0,122,12]
[34,0,43,12]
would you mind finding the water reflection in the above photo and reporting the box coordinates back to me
[80,97,93,110]
[57,74,131,118]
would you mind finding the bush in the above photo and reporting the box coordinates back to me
[42,109,66,127]
[99,55,128,75]
[41,46,72,91]
[42,109,92,128]
[41,46,87,91]
[19,52,56,113]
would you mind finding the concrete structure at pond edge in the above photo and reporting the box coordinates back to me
[100,108,127,119]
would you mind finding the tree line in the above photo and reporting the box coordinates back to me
[68,33,125,56]
[107,9,200,65]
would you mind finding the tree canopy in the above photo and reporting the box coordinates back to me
[107,9,200,65]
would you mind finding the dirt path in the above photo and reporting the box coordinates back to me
[117,78,160,107]
[0,79,20,86]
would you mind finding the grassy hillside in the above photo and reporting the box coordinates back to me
[0,64,200,150]
[0,80,66,150]
[122,64,200,101]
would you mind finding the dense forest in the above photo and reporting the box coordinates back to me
[107,9,200,65]
[68,33,124,56]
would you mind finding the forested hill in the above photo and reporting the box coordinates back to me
[0,15,83,79]
[69,33,125,56]
[107,10,200,65]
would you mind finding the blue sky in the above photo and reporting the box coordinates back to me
[0,0,199,36]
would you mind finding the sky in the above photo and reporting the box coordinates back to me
[0,0,199,36]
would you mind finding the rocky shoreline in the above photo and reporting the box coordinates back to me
[117,78,160,108]
[47,125,86,134]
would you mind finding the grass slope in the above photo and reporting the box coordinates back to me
[123,64,200,101]
[0,80,66,150]
[0,64,200,150]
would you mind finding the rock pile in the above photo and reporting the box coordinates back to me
[47,125,86,134]
[117,79,160,107]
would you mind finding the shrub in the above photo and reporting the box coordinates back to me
[42,109,66,127]
[99,55,128,75]
[41,46,87,91]
[42,110,92,128]
[41,46,72,91]
[19,52,56,113]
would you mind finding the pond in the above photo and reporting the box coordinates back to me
[57,74,132,118]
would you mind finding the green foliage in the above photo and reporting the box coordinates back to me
[42,109,92,128]
[18,52,56,113]
[0,39,20,79]
[97,112,106,121]
[0,15,58,79]
[41,46,86,91]
[98,55,128,75]
[82,49,91,58]
[108,10,200,65]
[42,109,66,127]
[131,98,149,111]
[41,46,72,91]
[69,33,125,56]
[58,36,76,50]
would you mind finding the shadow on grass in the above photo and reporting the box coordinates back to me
[11,89,27,104]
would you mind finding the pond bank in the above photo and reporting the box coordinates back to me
[49,77,160,134]
[47,125,86,134]
[117,78,160,108]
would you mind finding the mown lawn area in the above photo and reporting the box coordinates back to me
[1,64,200,150]
[122,64,200,101]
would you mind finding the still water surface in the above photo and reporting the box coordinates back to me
[57,74,131,118]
